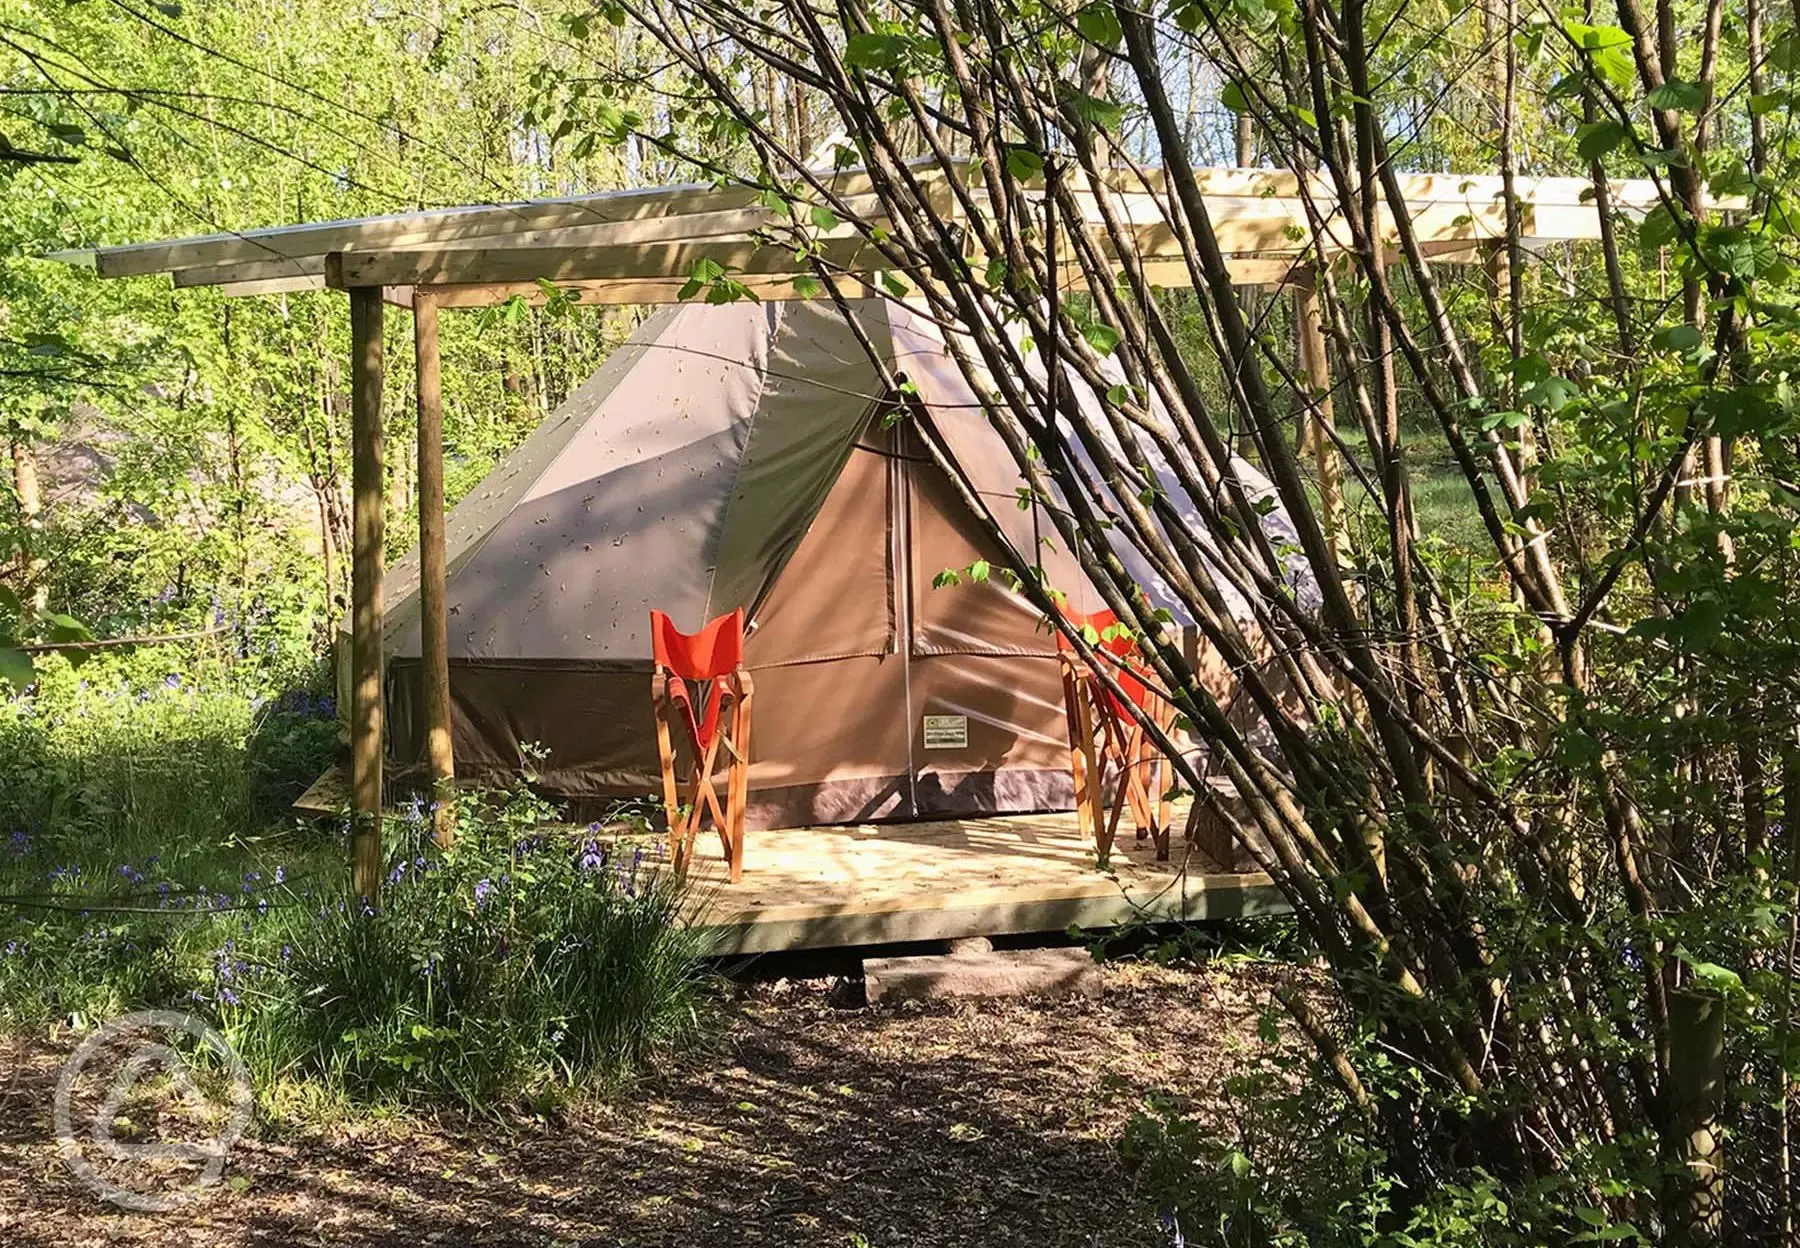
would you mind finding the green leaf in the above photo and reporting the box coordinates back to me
[1676,948,1743,992]
[1061,88,1125,130]
[790,274,823,298]
[1221,82,1251,114]
[844,32,909,73]
[1750,91,1786,116]
[1082,321,1121,355]
[1652,323,1702,353]
[1646,78,1708,113]
[967,559,990,583]
[809,204,839,231]
[932,568,961,588]
[42,612,89,643]
[1005,145,1044,181]
[1575,119,1630,161]
[1074,3,1122,48]
[0,648,33,690]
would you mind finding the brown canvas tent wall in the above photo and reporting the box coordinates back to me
[354,298,1310,830]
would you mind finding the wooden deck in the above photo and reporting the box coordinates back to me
[683,808,1285,955]
[297,766,1285,954]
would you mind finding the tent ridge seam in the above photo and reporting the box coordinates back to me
[700,301,781,620]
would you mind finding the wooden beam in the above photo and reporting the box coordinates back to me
[1294,281,1345,559]
[89,173,899,278]
[349,287,386,905]
[423,273,881,308]
[413,291,455,848]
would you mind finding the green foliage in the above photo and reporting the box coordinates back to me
[0,662,712,1112]
[232,790,714,1110]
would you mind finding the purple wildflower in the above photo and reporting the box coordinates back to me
[474,877,493,907]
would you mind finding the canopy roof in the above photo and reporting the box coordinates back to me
[49,163,1689,304]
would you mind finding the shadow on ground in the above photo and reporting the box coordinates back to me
[0,962,1278,1247]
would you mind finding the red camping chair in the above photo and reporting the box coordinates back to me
[650,608,753,882]
[1057,608,1175,862]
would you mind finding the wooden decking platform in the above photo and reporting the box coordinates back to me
[296,765,1286,954]
[683,808,1285,955]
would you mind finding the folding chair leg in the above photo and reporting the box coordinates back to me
[719,693,750,883]
[1070,680,1103,852]
[653,682,689,873]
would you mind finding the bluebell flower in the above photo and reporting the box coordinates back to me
[280,944,292,960]
[474,878,493,906]
[577,840,606,873]
[118,864,145,885]
[8,831,28,857]
[273,865,286,886]
[164,673,181,689]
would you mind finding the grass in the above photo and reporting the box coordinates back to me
[0,652,716,1117]
[1318,408,1494,558]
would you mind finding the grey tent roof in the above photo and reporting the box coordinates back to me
[377,298,1316,665]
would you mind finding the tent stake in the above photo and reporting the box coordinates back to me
[414,290,456,847]
[349,284,386,905]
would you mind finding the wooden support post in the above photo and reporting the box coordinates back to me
[1294,279,1345,561]
[413,290,456,847]
[1667,987,1726,1246]
[349,286,386,906]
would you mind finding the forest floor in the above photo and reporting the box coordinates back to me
[0,958,1282,1248]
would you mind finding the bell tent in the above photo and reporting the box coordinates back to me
[360,298,1305,831]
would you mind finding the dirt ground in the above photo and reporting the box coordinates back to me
[0,960,1280,1248]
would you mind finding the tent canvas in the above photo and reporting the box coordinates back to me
[355,298,1300,830]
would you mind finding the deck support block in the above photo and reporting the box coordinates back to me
[863,948,1104,1005]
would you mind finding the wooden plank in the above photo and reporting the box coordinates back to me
[678,805,1284,954]
[327,236,901,288]
[413,291,455,848]
[87,173,899,278]
[695,868,1284,954]
[424,273,880,308]
[349,286,385,905]
[59,166,1731,286]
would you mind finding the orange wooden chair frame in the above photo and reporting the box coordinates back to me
[650,608,753,882]
[1057,609,1175,862]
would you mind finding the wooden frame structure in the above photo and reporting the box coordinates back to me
[49,166,1686,903]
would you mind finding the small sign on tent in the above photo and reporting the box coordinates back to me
[923,715,969,749]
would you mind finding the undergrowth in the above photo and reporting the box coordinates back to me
[0,656,715,1116]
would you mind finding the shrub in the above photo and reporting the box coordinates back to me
[231,790,715,1109]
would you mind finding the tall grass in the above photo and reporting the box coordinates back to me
[0,657,715,1115]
